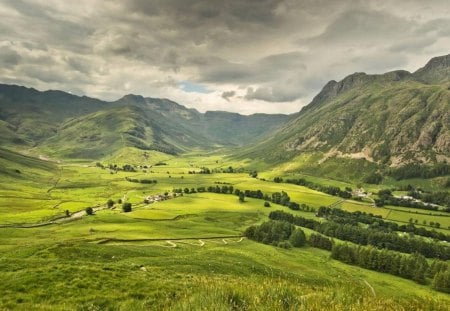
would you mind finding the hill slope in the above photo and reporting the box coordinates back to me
[238,54,450,167]
[0,85,289,158]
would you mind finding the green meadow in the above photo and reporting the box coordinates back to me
[0,148,449,310]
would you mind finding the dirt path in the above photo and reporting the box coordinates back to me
[166,241,177,248]
[363,280,376,297]
[0,205,109,228]
[96,235,243,244]
[47,167,63,193]
[222,239,228,244]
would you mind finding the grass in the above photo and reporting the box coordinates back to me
[1,148,449,310]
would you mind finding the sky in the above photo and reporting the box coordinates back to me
[0,0,449,115]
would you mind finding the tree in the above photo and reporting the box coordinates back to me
[239,192,245,202]
[65,210,70,217]
[107,199,115,208]
[85,207,94,215]
[289,228,306,247]
[122,202,132,213]
[432,270,450,293]
[264,201,271,207]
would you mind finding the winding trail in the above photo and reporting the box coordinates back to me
[0,206,109,228]
[166,241,177,248]
[47,167,63,193]
[363,279,376,297]
[96,235,243,245]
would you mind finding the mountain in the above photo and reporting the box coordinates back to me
[238,54,450,167]
[0,84,289,158]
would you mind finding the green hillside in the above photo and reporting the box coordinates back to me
[0,85,289,159]
[238,55,450,170]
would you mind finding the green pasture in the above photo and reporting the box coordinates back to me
[1,149,450,310]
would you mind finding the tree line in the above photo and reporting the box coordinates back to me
[331,244,429,284]
[316,206,450,242]
[274,177,352,199]
[268,210,450,260]
[388,163,450,180]
[244,220,306,249]
[375,189,449,211]
[245,215,450,293]
[178,185,316,212]
[125,177,157,184]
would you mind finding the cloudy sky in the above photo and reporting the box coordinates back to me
[0,0,449,114]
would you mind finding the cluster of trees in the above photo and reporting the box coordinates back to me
[269,210,450,260]
[101,163,137,172]
[375,189,443,211]
[429,260,450,293]
[408,190,450,209]
[363,172,383,184]
[177,185,235,194]
[389,163,450,180]
[317,206,450,242]
[331,244,450,292]
[331,244,429,284]
[249,170,258,178]
[188,167,211,174]
[122,164,136,172]
[269,210,320,230]
[321,222,450,260]
[274,177,352,199]
[309,233,333,250]
[154,162,167,166]
[125,177,158,184]
[221,166,241,173]
[244,220,306,248]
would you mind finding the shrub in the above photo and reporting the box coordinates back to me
[106,199,115,208]
[264,201,271,207]
[289,229,306,247]
[122,203,132,213]
[85,207,94,215]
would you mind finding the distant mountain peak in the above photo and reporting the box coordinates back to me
[118,94,146,104]
[413,53,450,84]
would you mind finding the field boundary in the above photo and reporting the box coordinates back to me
[95,235,244,244]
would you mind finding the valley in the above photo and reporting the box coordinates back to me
[0,54,449,310]
[0,145,449,310]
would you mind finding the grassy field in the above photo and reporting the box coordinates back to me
[1,148,449,310]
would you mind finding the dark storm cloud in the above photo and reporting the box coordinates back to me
[0,0,449,113]
[0,47,21,68]
[221,90,235,101]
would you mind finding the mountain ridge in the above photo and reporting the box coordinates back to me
[0,53,449,164]
[240,54,450,167]
[0,83,290,158]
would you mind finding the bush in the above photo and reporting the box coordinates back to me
[106,199,115,208]
[264,201,271,207]
[277,241,292,249]
[122,203,132,213]
[85,207,94,215]
[289,229,306,247]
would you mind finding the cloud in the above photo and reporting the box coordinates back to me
[0,0,449,114]
[0,46,21,68]
[221,90,235,101]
